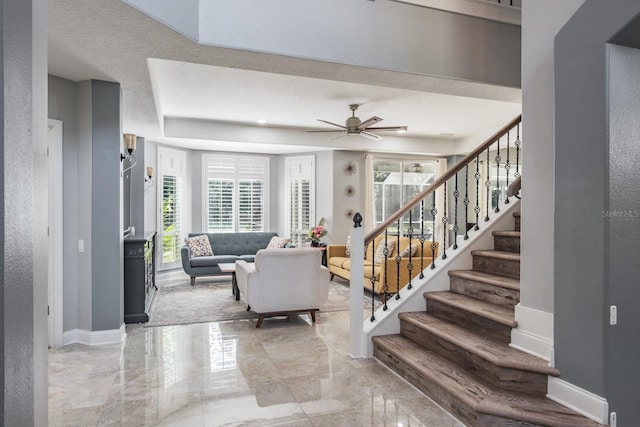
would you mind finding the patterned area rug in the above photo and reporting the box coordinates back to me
[146,277,380,327]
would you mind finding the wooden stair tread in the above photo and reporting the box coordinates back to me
[478,392,606,427]
[426,291,517,328]
[399,312,559,377]
[492,230,521,238]
[448,270,520,291]
[373,334,492,408]
[471,249,521,261]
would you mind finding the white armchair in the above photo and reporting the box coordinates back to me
[235,248,330,328]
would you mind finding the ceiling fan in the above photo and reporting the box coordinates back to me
[306,104,408,140]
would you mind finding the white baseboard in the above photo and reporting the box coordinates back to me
[63,323,126,346]
[547,377,609,425]
[510,303,553,362]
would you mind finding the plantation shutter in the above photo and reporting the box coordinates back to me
[158,147,186,270]
[285,156,315,247]
[206,156,235,232]
[237,158,266,232]
[204,155,269,233]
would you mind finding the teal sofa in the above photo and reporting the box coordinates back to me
[181,232,278,286]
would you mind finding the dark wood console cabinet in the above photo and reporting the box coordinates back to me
[124,231,157,324]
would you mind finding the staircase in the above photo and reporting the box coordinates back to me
[372,212,604,427]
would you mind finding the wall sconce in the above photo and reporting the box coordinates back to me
[121,133,137,176]
[144,166,154,193]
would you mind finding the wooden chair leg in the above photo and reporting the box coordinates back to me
[330,273,335,281]
[310,310,316,323]
[190,276,196,286]
[256,315,265,328]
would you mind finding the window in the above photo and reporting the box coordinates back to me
[204,155,269,232]
[285,156,315,247]
[373,159,436,237]
[157,147,186,270]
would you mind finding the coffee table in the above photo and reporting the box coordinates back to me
[218,262,240,300]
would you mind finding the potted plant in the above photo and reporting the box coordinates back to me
[308,217,328,247]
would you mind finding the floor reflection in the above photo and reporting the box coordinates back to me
[49,311,463,426]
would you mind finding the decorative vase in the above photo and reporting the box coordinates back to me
[311,241,319,247]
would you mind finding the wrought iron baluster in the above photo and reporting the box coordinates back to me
[395,224,401,301]
[464,164,470,240]
[383,229,391,310]
[453,172,459,250]
[370,241,376,322]
[474,157,480,230]
[485,149,491,222]
[442,181,448,260]
[515,123,521,179]
[495,137,501,213]
[406,210,414,291]
[505,130,511,204]
[430,191,437,269]
[419,200,425,279]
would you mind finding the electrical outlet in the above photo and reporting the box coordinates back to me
[610,411,617,427]
[78,239,84,253]
[610,305,617,325]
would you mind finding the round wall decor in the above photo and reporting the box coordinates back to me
[344,160,358,176]
[345,185,356,197]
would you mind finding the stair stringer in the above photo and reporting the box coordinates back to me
[363,199,521,358]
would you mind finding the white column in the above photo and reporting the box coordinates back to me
[349,223,365,358]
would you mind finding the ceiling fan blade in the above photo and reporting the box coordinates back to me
[331,133,347,140]
[358,116,383,130]
[305,129,346,133]
[317,119,347,129]
[366,126,408,132]
[360,131,382,141]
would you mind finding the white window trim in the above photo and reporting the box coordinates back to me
[157,146,188,271]
[202,153,270,233]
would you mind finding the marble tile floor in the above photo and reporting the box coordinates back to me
[49,311,464,426]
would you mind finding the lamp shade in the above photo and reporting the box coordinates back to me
[123,133,137,152]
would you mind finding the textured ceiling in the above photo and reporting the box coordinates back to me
[48,0,521,154]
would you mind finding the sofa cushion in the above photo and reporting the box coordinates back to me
[190,254,239,267]
[329,256,349,268]
[184,235,213,257]
[400,242,418,257]
[374,239,396,263]
[266,236,290,249]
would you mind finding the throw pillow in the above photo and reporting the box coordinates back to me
[184,235,213,257]
[374,239,396,263]
[266,236,290,249]
[400,243,418,258]
[345,235,351,257]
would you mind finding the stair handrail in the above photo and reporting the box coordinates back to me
[364,114,522,245]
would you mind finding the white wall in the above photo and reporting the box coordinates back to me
[517,0,586,353]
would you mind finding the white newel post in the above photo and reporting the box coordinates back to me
[349,214,365,358]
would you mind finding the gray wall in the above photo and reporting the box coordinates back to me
[90,80,124,331]
[130,0,521,88]
[49,77,126,333]
[607,42,640,425]
[48,75,80,332]
[555,1,640,422]
[124,136,146,234]
[1,0,48,424]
